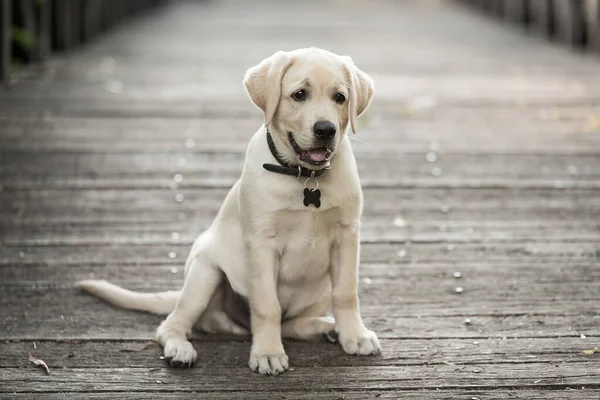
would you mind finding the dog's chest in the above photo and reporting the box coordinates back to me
[273,208,340,284]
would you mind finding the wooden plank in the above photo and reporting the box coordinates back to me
[1,363,598,393]
[504,0,529,25]
[1,108,599,155]
[551,0,586,47]
[36,0,52,61]
[52,0,73,50]
[1,188,599,244]
[1,337,596,368]
[0,0,9,83]
[1,262,598,339]
[0,152,598,190]
[3,391,599,400]
[69,0,81,48]
[529,0,554,37]
[585,0,600,52]
[82,0,104,42]
[2,188,598,224]
[1,263,598,318]
[2,241,597,266]
[3,303,597,340]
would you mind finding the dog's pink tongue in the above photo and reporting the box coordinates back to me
[305,149,328,162]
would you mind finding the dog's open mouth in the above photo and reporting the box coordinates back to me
[288,132,332,166]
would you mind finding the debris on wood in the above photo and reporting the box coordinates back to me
[584,113,600,133]
[580,333,587,339]
[28,352,50,375]
[32,342,36,349]
[464,318,472,325]
[393,216,407,227]
[582,347,598,355]
[455,287,464,294]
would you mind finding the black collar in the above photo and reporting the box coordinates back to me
[263,130,326,178]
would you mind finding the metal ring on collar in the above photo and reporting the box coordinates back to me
[304,177,319,191]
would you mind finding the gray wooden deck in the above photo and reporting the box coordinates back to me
[1,0,600,398]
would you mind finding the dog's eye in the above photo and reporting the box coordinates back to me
[291,90,307,102]
[333,93,346,104]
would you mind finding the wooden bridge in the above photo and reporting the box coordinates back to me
[1,0,599,398]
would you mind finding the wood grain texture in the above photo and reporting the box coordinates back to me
[2,337,597,368]
[1,364,599,393]
[2,391,599,400]
[1,0,599,397]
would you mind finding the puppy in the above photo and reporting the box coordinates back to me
[77,47,380,375]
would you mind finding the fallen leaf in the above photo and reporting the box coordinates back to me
[28,353,50,375]
[584,114,600,133]
[583,347,598,355]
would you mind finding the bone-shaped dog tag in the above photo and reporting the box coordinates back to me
[303,188,321,208]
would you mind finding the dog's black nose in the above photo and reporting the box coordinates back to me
[313,121,336,141]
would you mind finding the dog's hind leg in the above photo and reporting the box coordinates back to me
[281,316,336,341]
[281,295,335,341]
[156,252,221,368]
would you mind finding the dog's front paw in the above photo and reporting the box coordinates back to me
[338,327,381,355]
[248,344,289,375]
[163,338,197,368]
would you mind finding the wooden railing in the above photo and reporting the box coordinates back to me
[1,0,164,84]
[456,0,600,54]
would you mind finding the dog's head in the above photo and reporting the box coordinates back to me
[244,48,374,169]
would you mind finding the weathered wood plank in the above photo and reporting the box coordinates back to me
[0,0,10,83]
[2,187,599,245]
[1,363,598,393]
[585,0,600,53]
[504,0,529,25]
[2,111,599,155]
[2,290,598,340]
[0,152,598,189]
[5,260,599,288]
[2,72,600,105]
[2,241,597,266]
[52,0,74,51]
[3,390,598,400]
[529,0,554,37]
[551,0,586,47]
[36,0,52,61]
[82,0,104,42]
[1,337,596,368]
[1,262,598,320]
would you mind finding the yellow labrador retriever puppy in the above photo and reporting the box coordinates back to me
[77,47,380,375]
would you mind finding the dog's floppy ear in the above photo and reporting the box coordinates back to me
[342,56,374,134]
[243,51,293,127]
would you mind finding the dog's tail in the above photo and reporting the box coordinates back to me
[76,280,180,316]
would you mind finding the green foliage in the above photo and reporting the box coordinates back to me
[11,27,37,51]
